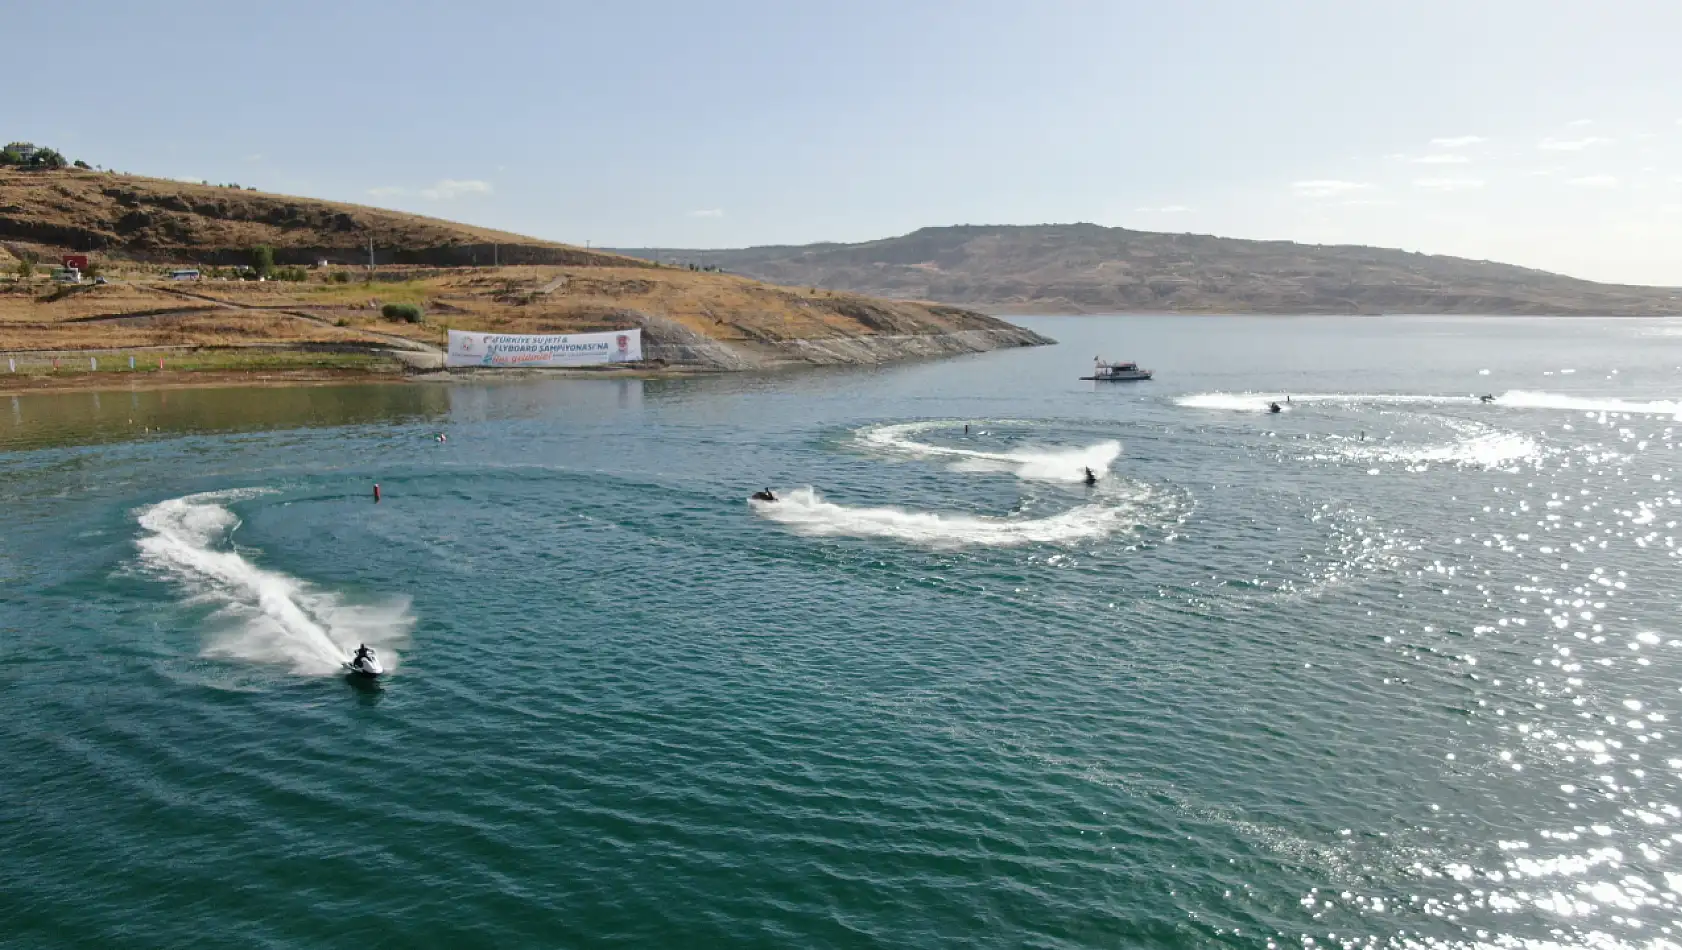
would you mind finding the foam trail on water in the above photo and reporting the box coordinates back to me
[136,490,412,675]
[858,421,1120,483]
[1176,392,1474,413]
[751,486,1159,549]
[1177,389,1682,419]
[1320,422,1541,469]
[1495,390,1682,418]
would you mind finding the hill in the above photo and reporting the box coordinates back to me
[0,167,625,268]
[615,224,1682,316]
[0,172,1046,387]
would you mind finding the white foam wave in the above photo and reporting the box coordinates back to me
[136,490,412,675]
[1178,389,1682,419]
[1495,390,1682,418]
[1329,431,1541,469]
[751,486,1160,548]
[858,421,1120,483]
[1176,392,1472,413]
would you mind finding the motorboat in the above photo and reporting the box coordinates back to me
[346,647,384,678]
[1081,358,1153,382]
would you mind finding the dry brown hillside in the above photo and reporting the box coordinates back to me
[0,168,631,268]
[0,170,1048,380]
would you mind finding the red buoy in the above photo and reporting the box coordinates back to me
[373,484,382,503]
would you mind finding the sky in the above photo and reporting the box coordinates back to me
[10,0,1682,285]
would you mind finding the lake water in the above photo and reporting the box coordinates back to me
[5,315,1682,949]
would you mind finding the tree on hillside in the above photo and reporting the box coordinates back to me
[0,142,69,169]
[15,258,35,279]
[250,245,275,279]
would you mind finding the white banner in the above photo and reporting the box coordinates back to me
[445,329,642,368]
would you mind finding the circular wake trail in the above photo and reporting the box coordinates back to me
[858,421,1120,483]
[750,486,1162,549]
[136,490,412,675]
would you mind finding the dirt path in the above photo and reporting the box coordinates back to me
[152,286,443,357]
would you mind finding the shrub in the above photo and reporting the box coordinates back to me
[277,266,308,282]
[16,259,35,279]
[381,303,423,323]
[328,270,351,284]
[250,245,275,279]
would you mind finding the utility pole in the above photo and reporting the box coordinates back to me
[493,243,498,267]
[367,234,375,279]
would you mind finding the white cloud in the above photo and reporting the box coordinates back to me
[688,208,725,218]
[1539,136,1613,151]
[367,186,407,197]
[243,153,263,163]
[1567,119,1596,127]
[1414,178,1485,191]
[1566,174,1619,188]
[1290,180,1372,198]
[1133,204,1192,213]
[1429,136,1487,148]
[1410,154,1471,164]
[419,179,493,200]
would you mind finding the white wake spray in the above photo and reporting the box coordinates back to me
[1494,390,1682,418]
[136,490,412,675]
[750,485,1166,548]
[1177,389,1682,419]
[1175,392,1475,413]
[857,421,1120,483]
[1317,422,1542,469]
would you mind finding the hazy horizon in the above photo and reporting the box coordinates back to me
[11,0,1682,285]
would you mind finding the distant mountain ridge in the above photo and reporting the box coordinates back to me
[616,224,1682,316]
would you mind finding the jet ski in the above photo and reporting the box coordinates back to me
[750,489,777,502]
[1268,402,1282,414]
[346,646,384,678]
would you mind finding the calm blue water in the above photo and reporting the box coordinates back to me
[5,315,1682,949]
